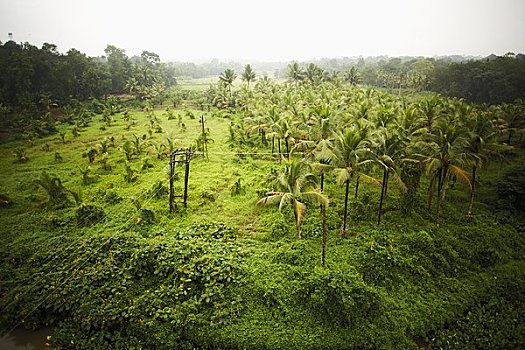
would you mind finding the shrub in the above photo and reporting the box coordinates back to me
[34,172,71,208]
[496,161,525,212]
[76,204,106,226]
[104,190,122,205]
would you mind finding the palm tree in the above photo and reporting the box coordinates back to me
[287,62,304,85]
[417,95,443,132]
[371,127,407,224]
[323,127,375,236]
[464,109,507,218]
[219,68,237,100]
[344,66,361,86]
[241,64,256,87]
[305,63,325,85]
[418,118,472,224]
[257,158,327,239]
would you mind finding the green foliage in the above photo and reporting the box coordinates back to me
[496,159,525,211]
[80,165,99,185]
[76,204,106,226]
[124,162,139,183]
[13,147,29,163]
[1,226,244,349]
[1,68,525,349]
[149,181,169,198]
[301,266,383,327]
[200,189,216,202]
[104,190,123,205]
[34,172,71,208]
[229,177,245,196]
[0,193,13,207]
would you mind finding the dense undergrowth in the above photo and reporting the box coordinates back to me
[1,82,524,349]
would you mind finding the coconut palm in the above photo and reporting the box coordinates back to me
[219,68,237,100]
[241,64,256,87]
[344,66,361,86]
[417,118,472,224]
[417,95,443,132]
[305,63,325,85]
[371,127,407,224]
[323,127,376,235]
[287,62,304,85]
[257,158,327,239]
[464,109,508,218]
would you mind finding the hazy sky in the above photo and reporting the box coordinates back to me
[0,0,524,61]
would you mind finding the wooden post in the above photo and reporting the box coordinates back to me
[169,153,176,213]
[183,147,191,207]
[201,115,208,159]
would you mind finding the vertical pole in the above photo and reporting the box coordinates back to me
[201,115,208,159]
[183,148,191,207]
[169,154,175,213]
[321,203,327,266]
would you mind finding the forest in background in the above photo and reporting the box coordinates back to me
[1,41,524,116]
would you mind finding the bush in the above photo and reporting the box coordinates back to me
[76,204,106,226]
[496,161,525,212]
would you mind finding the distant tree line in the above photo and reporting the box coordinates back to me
[1,39,524,111]
[288,54,525,104]
[429,54,525,104]
[0,41,177,111]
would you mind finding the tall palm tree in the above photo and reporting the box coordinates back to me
[305,63,325,85]
[257,158,327,239]
[418,118,472,224]
[323,127,376,236]
[417,95,443,133]
[287,62,304,85]
[344,66,361,86]
[219,68,237,100]
[464,109,507,218]
[241,64,256,87]
[371,127,407,224]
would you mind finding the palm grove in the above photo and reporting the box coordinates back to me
[224,63,523,232]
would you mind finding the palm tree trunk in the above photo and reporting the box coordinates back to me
[320,173,325,192]
[278,139,281,163]
[467,166,477,220]
[436,167,447,225]
[271,136,275,154]
[321,203,327,266]
[341,180,350,236]
[354,175,360,199]
[285,137,290,158]
[427,175,436,210]
[261,129,267,145]
[377,168,388,225]
[293,201,301,239]
[384,171,389,199]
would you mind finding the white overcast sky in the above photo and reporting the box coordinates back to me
[0,0,524,61]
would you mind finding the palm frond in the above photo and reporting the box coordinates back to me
[256,192,284,207]
[302,190,329,207]
[449,165,472,190]
[334,167,352,185]
[293,200,307,229]
[359,173,381,186]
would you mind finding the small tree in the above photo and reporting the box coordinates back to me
[257,158,327,239]
[35,172,71,208]
[241,64,256,87]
